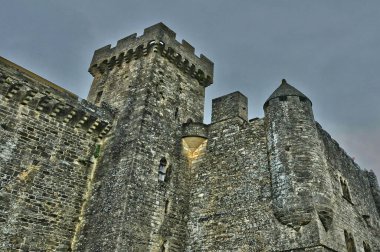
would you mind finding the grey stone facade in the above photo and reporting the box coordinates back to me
[0,23,379,251]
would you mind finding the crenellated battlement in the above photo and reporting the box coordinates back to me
[88,22,214,86]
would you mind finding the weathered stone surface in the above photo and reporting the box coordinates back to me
[0,57,113,251]
[0,23,379,252]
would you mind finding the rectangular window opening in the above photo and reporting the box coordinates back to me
[95,91,103,104]
[279,96,287,101]
[299,97,307,102]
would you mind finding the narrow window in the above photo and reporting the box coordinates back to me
[164,199,170,214]
[95,91,103,104]
[299,96,307,102]
[174,108,178,119]
[279,96,287,101]
[164,165,172,183]
[344,230,357,252]
[160,240,168,252]
[340,177,352,202]
[362,215,371,227]
[363,241,371,252]
[158,157,167,182]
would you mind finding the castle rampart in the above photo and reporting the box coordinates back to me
[0,57,113,251]
[0,23,379,252]
[89,22,213,87]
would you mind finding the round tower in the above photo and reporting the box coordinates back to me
[264,79,334,230]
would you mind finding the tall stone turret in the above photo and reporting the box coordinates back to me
[264,79,334,231]
[75,23,213,251]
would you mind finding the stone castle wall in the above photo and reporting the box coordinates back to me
[184,89,380,251]
[186,93,325,251]
[0,23,379,252]
[186,117,321,251]
[0,57,113,251]
[317,124,380,251]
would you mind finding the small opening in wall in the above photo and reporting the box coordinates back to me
[0,123,9,131]
[159,92,165,100]
[285,146,290,151]
[362,215,371,227]
[160,240,168,252]
[340,177,352,202]
[299,96,307,102]
[363,241,371,252]
[279,96,287,101]
[164,165,172,183]
[242,107,246,111]
[344,230,357,252]
[158,157,167,182]
[174,108,178,119]
[164,199,170,214]
[95,91,103,104]
[249,118,259,122]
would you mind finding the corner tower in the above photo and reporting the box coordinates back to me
[264,79,334,231]
[75,23,213,251]
[87,22,213,117]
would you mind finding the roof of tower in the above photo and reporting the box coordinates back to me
[264,79,311,107]
[89,22,214,86]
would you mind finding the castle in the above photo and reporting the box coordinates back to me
[0,23,379,252]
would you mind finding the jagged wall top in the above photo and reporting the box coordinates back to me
[89,22,214,86]
[0,57,114,138]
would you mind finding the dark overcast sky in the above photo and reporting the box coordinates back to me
[1,0,379,179]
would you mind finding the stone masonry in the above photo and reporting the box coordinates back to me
[0,23,379,251]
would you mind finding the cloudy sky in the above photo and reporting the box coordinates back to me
[1,0,379,179]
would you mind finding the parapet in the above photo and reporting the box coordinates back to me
[211,91,248,123]
[89,22,214,87]
[182,121,208,139]
[0,58,114,138]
